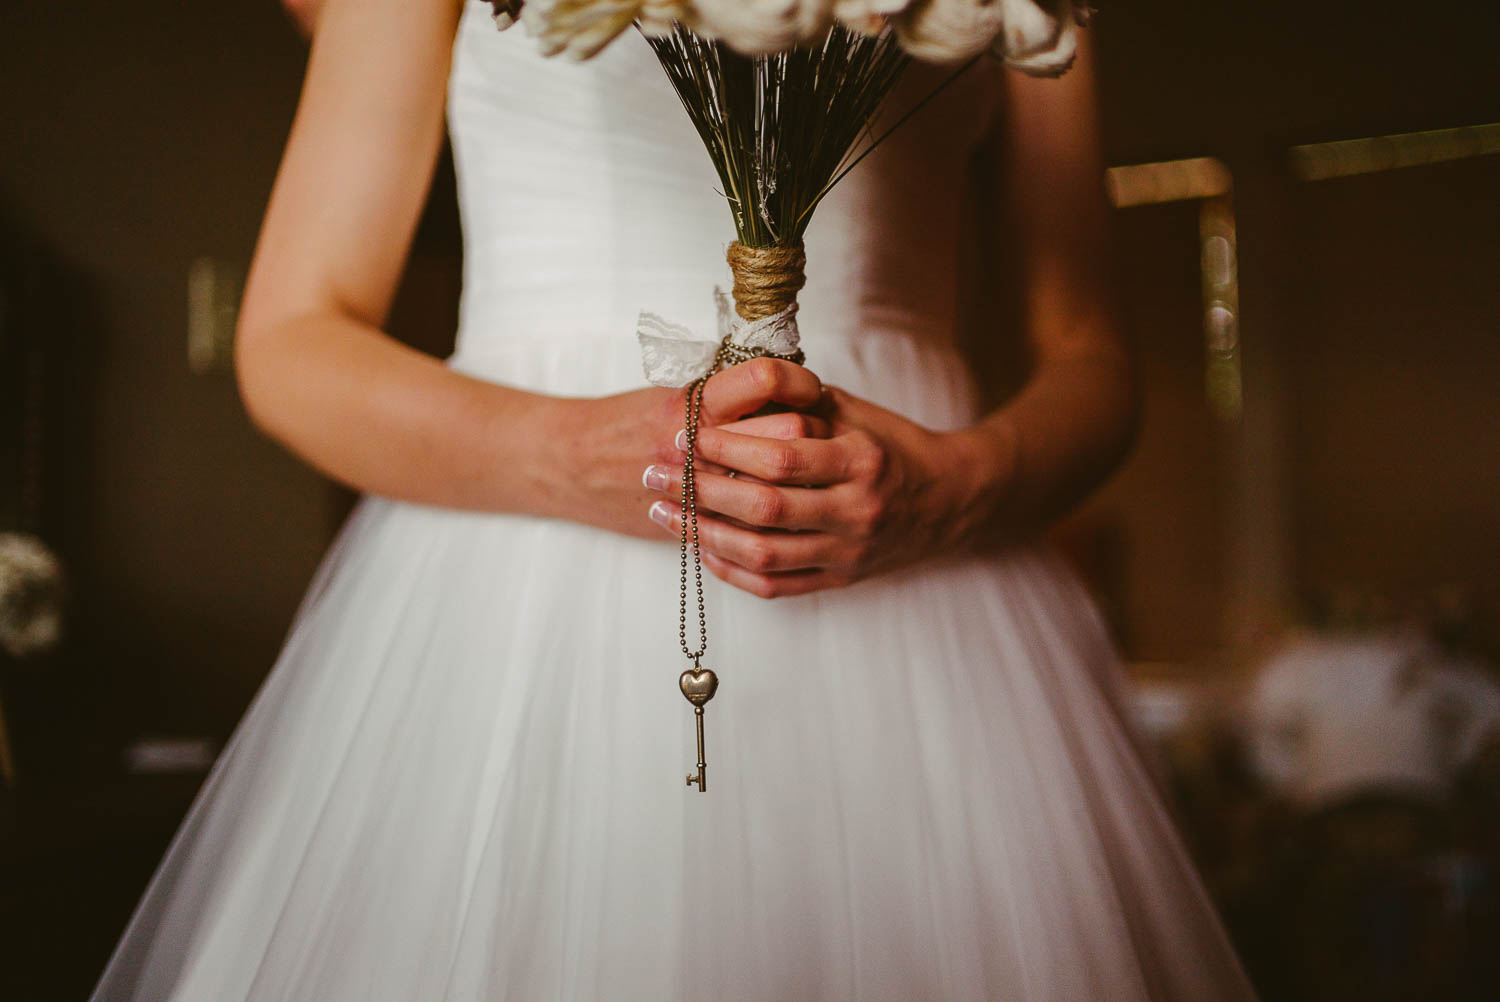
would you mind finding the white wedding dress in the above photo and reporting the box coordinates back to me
[92,5,1258,999]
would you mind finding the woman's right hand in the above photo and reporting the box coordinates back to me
[548,358,828,540]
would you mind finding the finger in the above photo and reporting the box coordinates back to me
[671,412,831,458]
[645,465,847,531]
[647,500,841,572]
[701,551,848,600]
[666,447,773,488]
[715,411,833,441]
[699,358,823,424]
[691,427,854,486]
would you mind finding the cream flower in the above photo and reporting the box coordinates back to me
[996,0,1089,77]
[518,0,690,60]
[833,0,914,34]
[692,0,836,55]
[892,0,1007,63]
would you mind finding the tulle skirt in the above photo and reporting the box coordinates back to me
[91,331,1257,1000]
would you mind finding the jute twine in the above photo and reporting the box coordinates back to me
[726,241,807,323]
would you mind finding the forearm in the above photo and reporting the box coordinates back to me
[953,338,1139,549]
[235,311,567,514]
[955,32,1134,547]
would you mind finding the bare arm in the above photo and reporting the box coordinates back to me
[959,32,1138,543]
[238,0,823,539]
[237,0,556,513]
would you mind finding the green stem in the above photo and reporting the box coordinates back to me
[792,54,983,234]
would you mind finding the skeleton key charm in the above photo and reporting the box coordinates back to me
[680,665,718,792]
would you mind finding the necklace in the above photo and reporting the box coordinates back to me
[678,338,804,793]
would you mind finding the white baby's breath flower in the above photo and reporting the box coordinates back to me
[892,0,1007,63]
[996,0,1089,77]
[692,0,836,55]
[0,533,65,660]
[519,0,690,60]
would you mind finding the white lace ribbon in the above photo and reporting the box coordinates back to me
[636,288,802,388]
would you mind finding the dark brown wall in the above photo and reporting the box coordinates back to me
[1287,160,1500,655]
[2,5,369,738]
[1066,2,1500,664]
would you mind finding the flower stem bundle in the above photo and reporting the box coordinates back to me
[645,23,907,254]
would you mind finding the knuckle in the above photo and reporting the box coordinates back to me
[749,575,779,600]
[853,441,887,481]
[749,358,784,398]
[741,539,778,573]
[749,487,784,526]
[765,443,801,480]
[850,498,884,538]
[780,412,814,438]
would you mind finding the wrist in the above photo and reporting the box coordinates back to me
[941,418,1020,551]
[475,385,573,516]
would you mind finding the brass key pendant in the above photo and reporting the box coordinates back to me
[681,665,718,792]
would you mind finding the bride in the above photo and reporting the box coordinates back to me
[92,1,1258,998]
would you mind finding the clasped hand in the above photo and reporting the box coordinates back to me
[643,358,1002,599]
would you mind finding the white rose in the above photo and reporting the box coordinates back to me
[996,0,1088,77]
[892,0,1007,63]
[691,0,836,55]
[519,0,691,60]
[637,0,690,35]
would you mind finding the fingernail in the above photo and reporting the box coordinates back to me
[675,428,689,452]
[648,500,673,528]
[642,464,668,491]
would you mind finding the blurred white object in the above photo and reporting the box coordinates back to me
[1243,629,1500,805]
[0,531,65,659]
[1129,674,1207,743]
[124,737,218,775]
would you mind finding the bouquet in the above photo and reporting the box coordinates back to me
[490,0,1091,347]
[488,0,1090,790]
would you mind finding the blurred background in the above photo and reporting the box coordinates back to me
[1,2,1497,999]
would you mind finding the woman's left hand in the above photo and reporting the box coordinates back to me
[642,386,1008,598]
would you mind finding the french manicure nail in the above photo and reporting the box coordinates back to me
[649,500,672,527]
[642,464,669,491]
[675,429,689,451]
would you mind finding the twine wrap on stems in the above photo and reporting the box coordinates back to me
[634,240,807,388]
[726,241,806,323]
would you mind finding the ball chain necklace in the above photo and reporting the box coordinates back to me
[677,338,804,793]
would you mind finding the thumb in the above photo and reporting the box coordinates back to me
[699,358,823,425]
